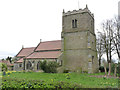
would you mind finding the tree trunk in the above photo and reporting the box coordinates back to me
[99,58,101,67]
[114,64,117,77]
[108,63,111,76]
[116,47,120,61]
[104,66,107,76]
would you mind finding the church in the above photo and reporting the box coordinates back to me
[14,5,98,73]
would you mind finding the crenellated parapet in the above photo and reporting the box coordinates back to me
[63,5,94,18]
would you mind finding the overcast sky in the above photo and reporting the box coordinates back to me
[0,0,119,59]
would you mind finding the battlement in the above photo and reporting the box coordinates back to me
[63,5,94,18]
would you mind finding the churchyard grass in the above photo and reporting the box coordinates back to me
[1,71,118,88]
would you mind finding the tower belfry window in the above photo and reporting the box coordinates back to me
[75,19,77,28]
[72,20,74,28]
[72,19,77,28]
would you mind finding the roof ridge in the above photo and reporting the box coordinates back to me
[34,40,61,51]
[34,41,41,51]
[41,40,61,43]
[16,47,35,57]
[16,48,23,57]
[23,47,35,49]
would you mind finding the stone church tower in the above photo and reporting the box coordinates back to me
[61,5,98,73]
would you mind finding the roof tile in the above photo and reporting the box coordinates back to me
[26,51,61,59]
[35,40,61,51]
[15,58,23,63]
[16,47,35,57]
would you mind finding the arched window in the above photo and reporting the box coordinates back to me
[37,61,41,70]
[26,61,32,70]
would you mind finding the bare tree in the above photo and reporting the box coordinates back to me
[96,31,104,67]
[102,59,107,76]
[97,17,119,76]
[101,20,115,76]
[112,17,120,60]
[6,56,12,63]
[114,63,117,77]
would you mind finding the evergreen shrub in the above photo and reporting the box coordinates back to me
[40,60,59,73]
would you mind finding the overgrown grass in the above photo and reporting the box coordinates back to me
[1,71,118,88]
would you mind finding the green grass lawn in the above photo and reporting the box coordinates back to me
[1,71,118,88]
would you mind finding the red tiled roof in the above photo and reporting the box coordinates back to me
[16,47,35,57]
[26,51,61,59]
[7,63,14,66]
[35,40,61,51]
[0,60,14,66]
[0,60,8,63]
[15,58,23,63]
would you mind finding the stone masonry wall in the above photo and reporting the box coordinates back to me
[61,8,98,73]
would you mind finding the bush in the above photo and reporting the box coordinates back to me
[2,78,82,88]
[63,69,70,73]
[111,63,119,74]
[40,60,47,72]
[82,71,88,73]
[99,66,109,72]
[0,63,8,71]
[40,60,59,73]
[47,61,59,73]
[99,66,104,72]
[111,63,115,73]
